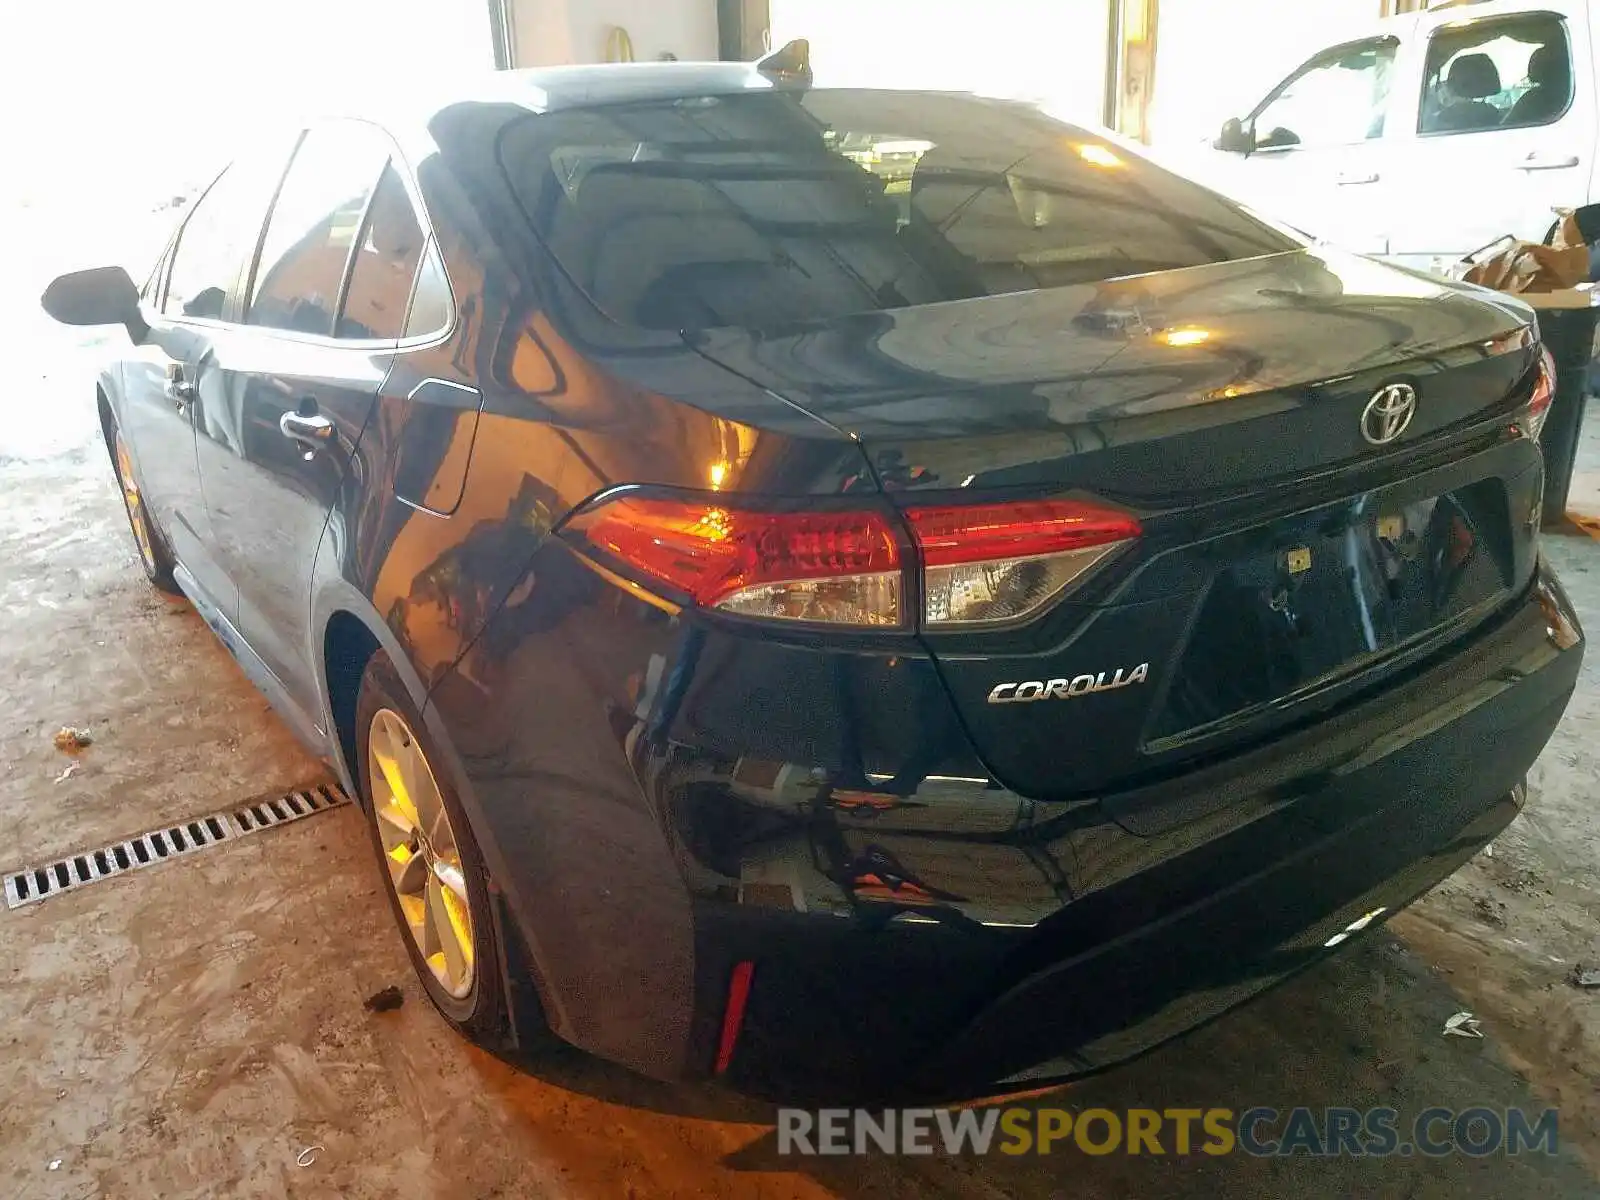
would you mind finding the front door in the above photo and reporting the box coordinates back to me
[123,156,286,609]
[194,123,431,724]
[119,320,211,591]
[1384,5,1595,270]
[1205,35,1401,254]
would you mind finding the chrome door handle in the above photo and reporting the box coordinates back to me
[1336,171,1380,186]
[1519,153,1580,171]
[164,362,196,408]
[278,409,334,459]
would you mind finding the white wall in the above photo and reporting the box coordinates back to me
[512,0,719,65]
[2,0,495,211]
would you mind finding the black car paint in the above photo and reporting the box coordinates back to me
[84,64,1583,1096]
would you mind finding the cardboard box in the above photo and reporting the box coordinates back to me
[1460,239,1589,293]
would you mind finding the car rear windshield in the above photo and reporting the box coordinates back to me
[498,88,1299,334]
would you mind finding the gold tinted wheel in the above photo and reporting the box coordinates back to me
[367,708,476,999]
[355,652,520,1045]
[113,430,157,572]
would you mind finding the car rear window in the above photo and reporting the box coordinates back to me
[499,89,1298,333]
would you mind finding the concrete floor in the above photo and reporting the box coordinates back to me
[2,322,1598,1198]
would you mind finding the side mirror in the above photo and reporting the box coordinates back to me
[40,266,148,343]
[1216,117,1255,155]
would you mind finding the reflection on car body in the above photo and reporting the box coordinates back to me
[43,54,1582,1099]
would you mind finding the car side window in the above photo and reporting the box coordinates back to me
[142,241,173,307]
[1251,38,1399,150]
[247,123,389,336]
[337,163,429,340]
[1419,15,1572,136]
[164,161,283,321]
[404,241,454,339]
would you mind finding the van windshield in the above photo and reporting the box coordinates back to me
[499,89,1299,333]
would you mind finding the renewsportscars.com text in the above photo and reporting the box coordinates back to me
[776,1106,1560,1158]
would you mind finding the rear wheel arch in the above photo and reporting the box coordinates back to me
[318,599,562,1052]
[311,586,459,799]
[322,609,382,798]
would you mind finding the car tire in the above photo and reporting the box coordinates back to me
[106,419,183,596]
[354,651,509,1042]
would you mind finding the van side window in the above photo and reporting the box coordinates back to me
[1251,39,1398,150]
[1419,15,1573,135]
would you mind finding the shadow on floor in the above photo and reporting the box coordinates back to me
[480,935,1596,1198]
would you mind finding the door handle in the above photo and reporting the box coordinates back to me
[1336,171,1380,186]
[279,406,334,460]
[1519,153,1580,171]
[164,362,196,409]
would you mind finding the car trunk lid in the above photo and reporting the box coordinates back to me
[690,249,1545,801]
[689,249,1534,497]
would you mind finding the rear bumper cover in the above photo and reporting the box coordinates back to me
[444,553,1580,1094]
[704,564,1583,1096]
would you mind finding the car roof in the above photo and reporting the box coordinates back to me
[373,62,1034,173]
[383,60,782,128]
[487,61,780,111]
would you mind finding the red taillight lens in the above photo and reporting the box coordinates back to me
[906,500,1143,565]
[567,492,1139,628]
[906,499,1140,626]
[567,494,903,626]
[1526,346,1557,442]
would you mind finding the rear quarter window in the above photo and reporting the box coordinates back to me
[338,163,428,340]
[499,89,1297,334]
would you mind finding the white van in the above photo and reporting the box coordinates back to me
[1190,0,1598,272]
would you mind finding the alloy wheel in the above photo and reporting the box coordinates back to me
[367,708,476,998]
[113,431,157,572]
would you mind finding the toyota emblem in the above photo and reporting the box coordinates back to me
[1361,383,1417,445]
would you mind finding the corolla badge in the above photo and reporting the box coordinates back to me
[1361,383,1417,446]
[987,664,1150,704]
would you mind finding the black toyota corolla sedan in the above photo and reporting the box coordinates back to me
[43,53,1583,1098]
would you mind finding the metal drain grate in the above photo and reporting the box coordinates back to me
[232,785,348,832]
[4,783,351,909]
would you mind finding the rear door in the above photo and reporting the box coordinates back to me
[1384,4,1595,269]
[192,121,431,723]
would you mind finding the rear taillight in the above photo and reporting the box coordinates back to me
[565,495,904,626]
[905,500,1140,626]
[1525,346,1557,443]
[565,491,1138,628]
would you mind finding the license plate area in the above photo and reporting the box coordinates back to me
[1149,479,1514,745]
